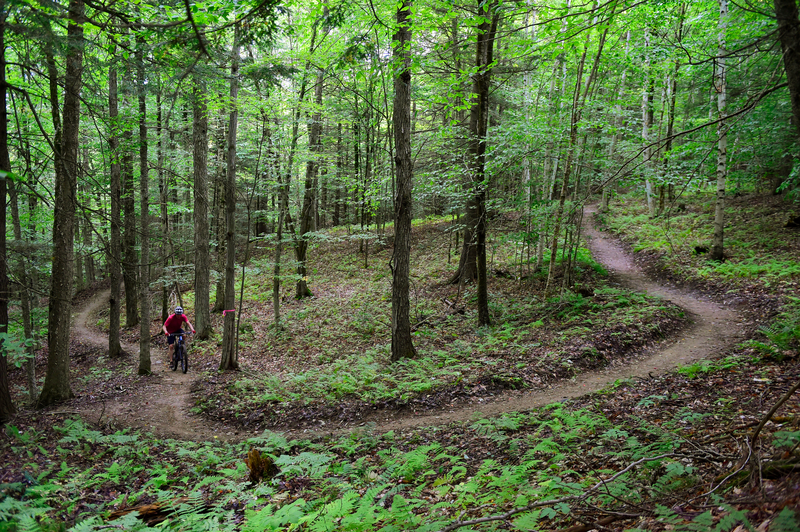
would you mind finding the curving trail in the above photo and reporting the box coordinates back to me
[72,292,223,440]
[72,209,746,440]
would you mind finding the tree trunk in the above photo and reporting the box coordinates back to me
[544,24,594,297]
[122,61,139,328]
[774,0,800,137]
[39,0,85,407]
[711,0,728,262]
[220,24,240,371]
[108,53,123,359]
[468,1,499,326]
[601,30,630,211]
[642,27,656,217]
[212,104,227,313]
[8,181,37,404]
[273,147,287,329]
[137,37,151,375]
[157,86,170,324]
[193,79,212,339]
[295,71,324,300]
[334,123,342,226]
[0,4,16,421]
[391,0,417,362]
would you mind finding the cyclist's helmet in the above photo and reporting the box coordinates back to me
[174,306,183,315]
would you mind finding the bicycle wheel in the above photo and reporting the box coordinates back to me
[181,346,188,373]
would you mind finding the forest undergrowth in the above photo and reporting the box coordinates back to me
[597,193,800,303]
[2,195,800,530]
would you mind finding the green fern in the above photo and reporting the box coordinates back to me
[772,508,800,532]
[273,452,332,479]
[242,499,308,531]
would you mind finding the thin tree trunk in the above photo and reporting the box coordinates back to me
[39,0,85,407]
[212,104,227,313]
[8,181,37,404]
[108,54,123,358]
[295,71,324,299]
[157,86,170,323]
[642,27,656,217]
[545,21,595,297]
[122,61,139,328]
[711,0,728,261]
[193,79,212,339]
[602,30,630,211]
[137,36,151,375]
[0,4,16,420]
[273,156,286,329]
[220,24,241,371]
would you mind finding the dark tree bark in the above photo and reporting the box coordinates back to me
[39,0,85,407]
[775,0,800,136]
[157,86,170,324]
[334,123,342,226]
[295,71,325,299]
[193,80,212,339]
[136,36,151,374]
[466,1,499,326]
[81,187,94,283]
[220,24,241,371]
[108,54,123,358]
[273,141,287,328]
[212,104,227,313]
[544,6,609,296]
[0,3,16,422]
[449,6,499,292]
[122,60,139,327]
[9,181,37,404]
[391,0,417,362]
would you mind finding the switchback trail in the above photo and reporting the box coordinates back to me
[72,294,218,440]
[71,209,746,441]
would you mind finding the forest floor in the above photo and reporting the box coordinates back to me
[62,206,747,441]
[3,195,799,531]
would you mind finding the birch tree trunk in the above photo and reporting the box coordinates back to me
[711,0,728,262]
[642,27,656,217]
[601,30,630,211]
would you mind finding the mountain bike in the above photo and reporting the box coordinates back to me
[169,331,191,374]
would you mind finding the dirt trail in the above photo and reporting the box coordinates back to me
[72,209,745,441]
[72,294,220,440]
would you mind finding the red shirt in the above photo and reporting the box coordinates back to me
[164,313,188,334]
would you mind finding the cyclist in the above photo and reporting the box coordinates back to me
[162,306,195,361]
